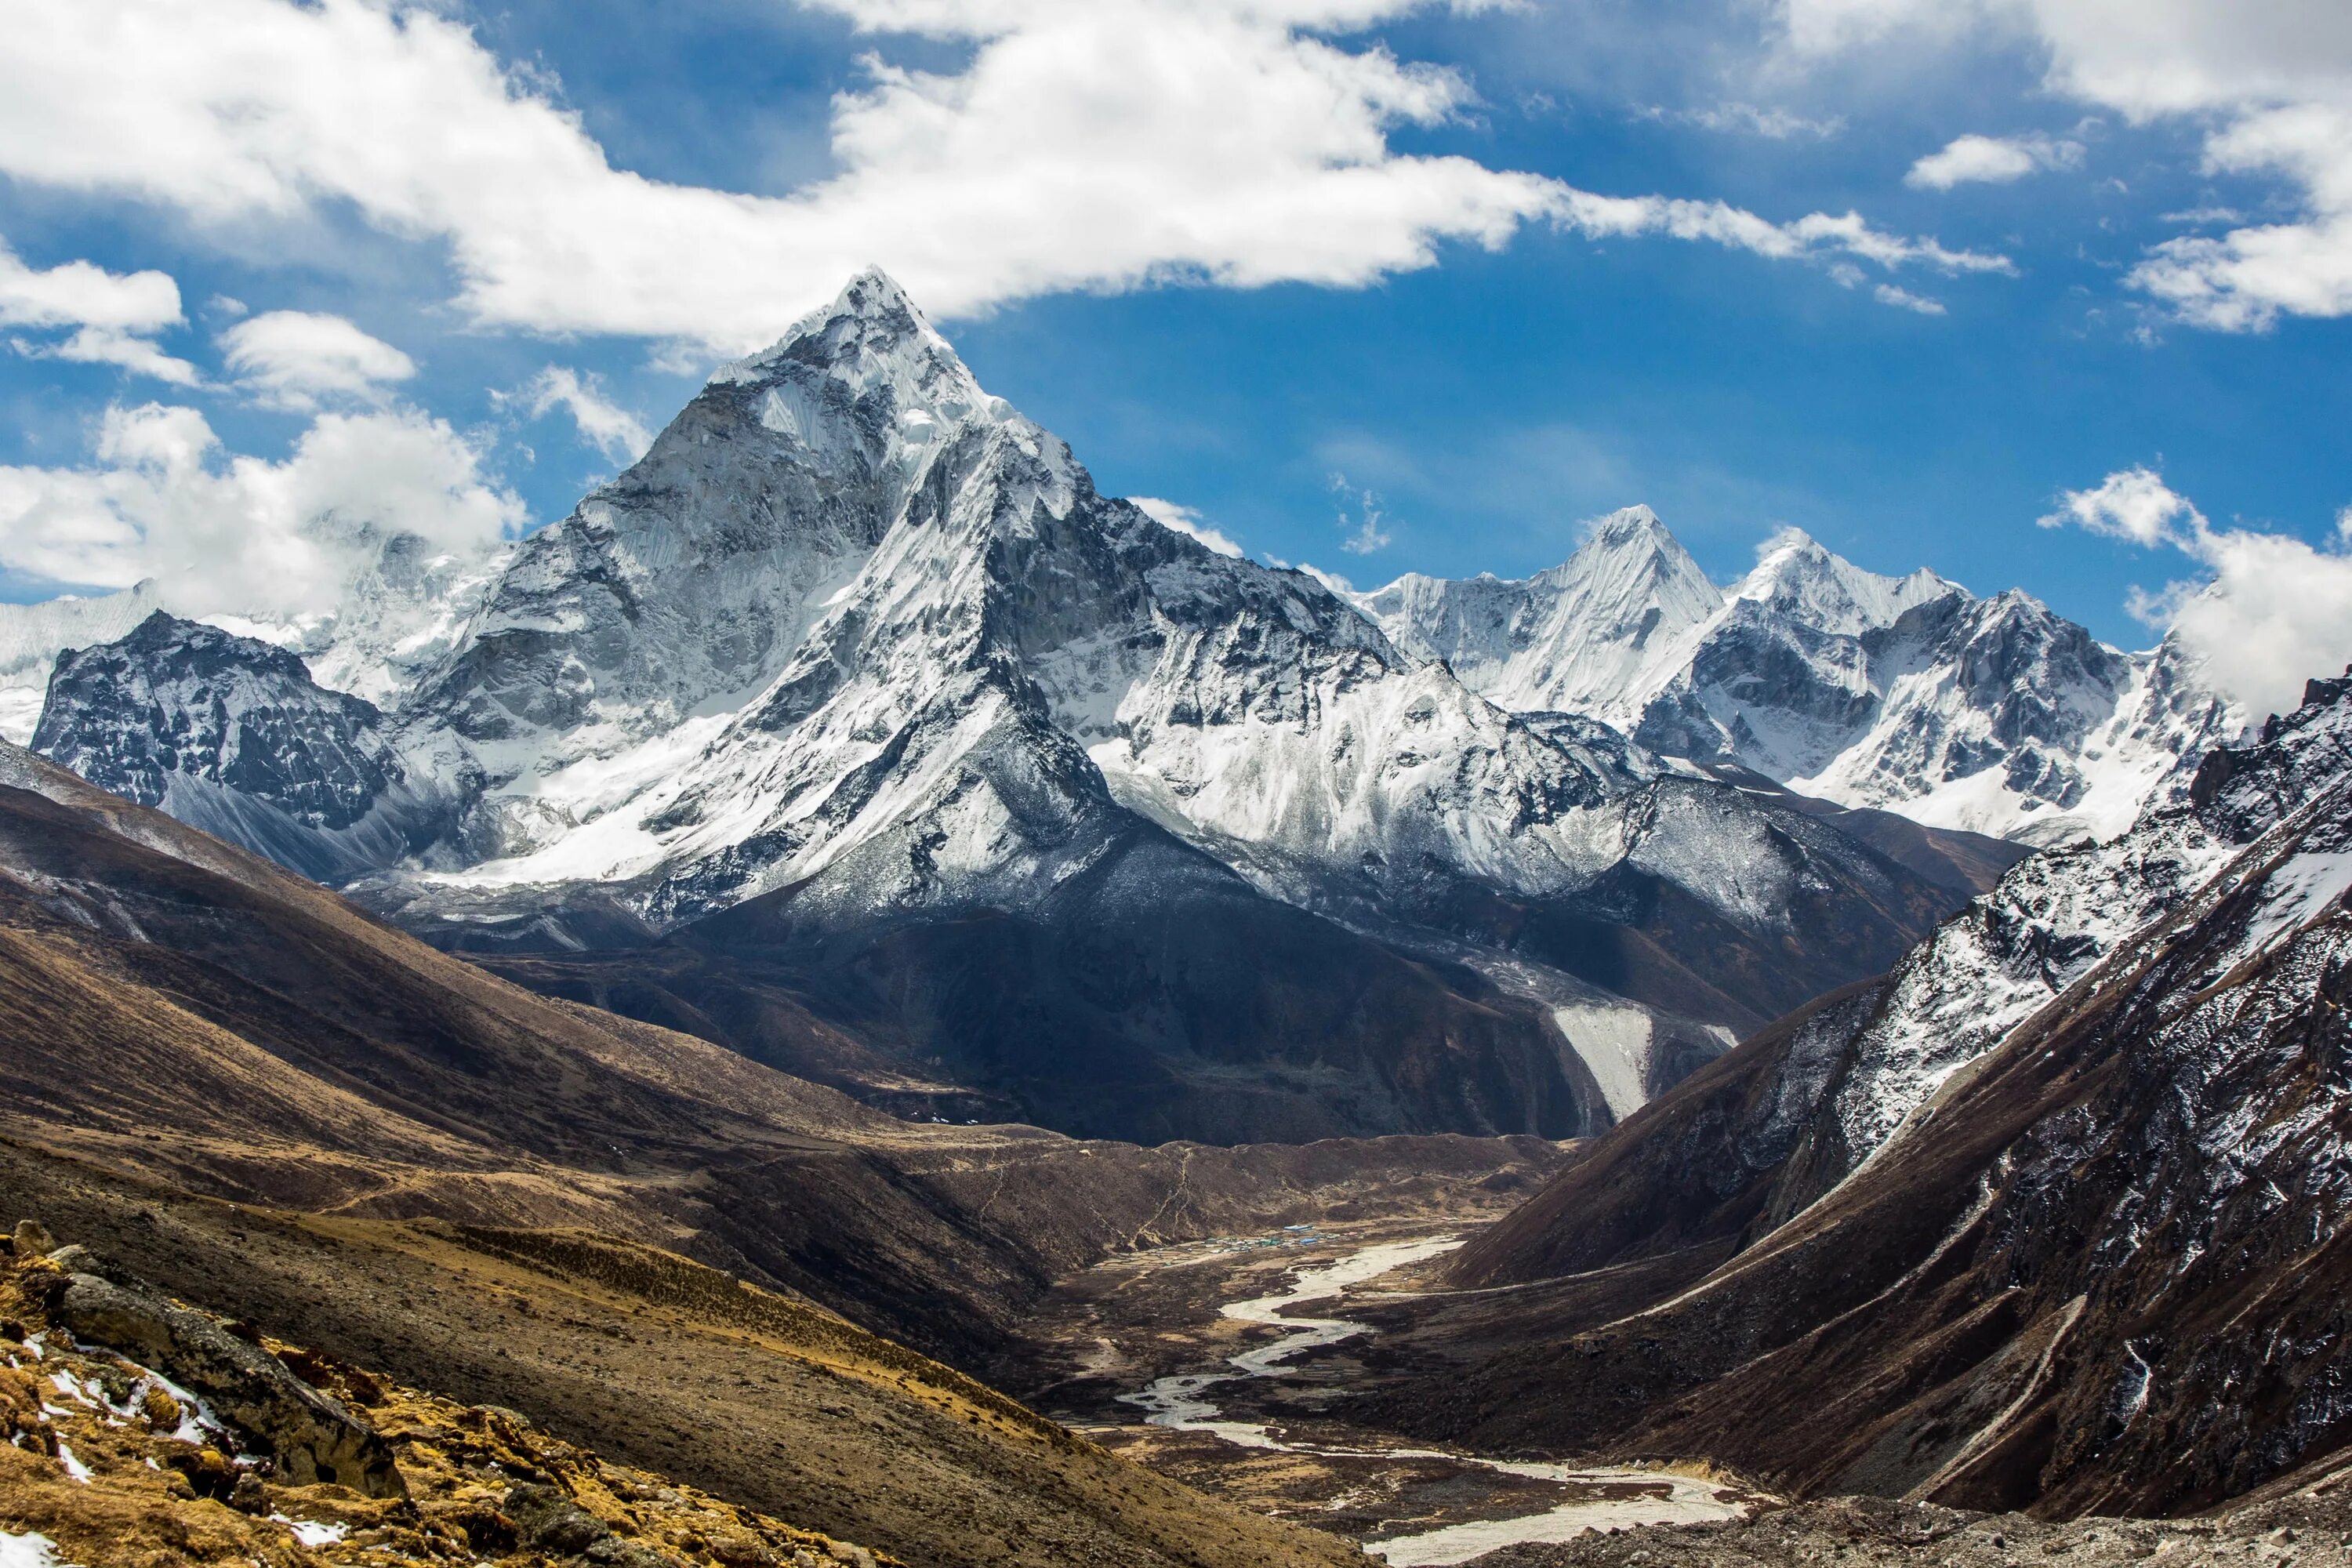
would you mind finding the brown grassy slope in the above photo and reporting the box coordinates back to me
[1,1144,1367,1568]
[0,742,1564,1368]
[1348,808,2352,1520]
[1,1238,898,1568]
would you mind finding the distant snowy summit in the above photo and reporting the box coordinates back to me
[1356,506,2241,844]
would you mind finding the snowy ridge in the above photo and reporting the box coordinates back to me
[1360,517,2243,844]
[1815,668,2352,1179]
[1354,506,1723,720]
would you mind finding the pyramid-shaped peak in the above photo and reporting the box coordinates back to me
[715,268,1007,430]
[1588,504,1668,543]
[1737,526,1962,633]
[768,266,949,363]
[833,265,924,322]
[1546,505,1709,590]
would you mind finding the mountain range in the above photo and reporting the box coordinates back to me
[0,270,2242,1144]
[4,268,2350,1561]
[1342,666,2352,1518]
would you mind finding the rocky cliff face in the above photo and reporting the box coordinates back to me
[0,580,164,745]
[31,612,456,883]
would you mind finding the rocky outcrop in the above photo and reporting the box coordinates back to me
[46,1265,403,1495]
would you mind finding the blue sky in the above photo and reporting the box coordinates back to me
[1,0,2347,661]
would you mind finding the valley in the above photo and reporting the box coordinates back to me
[2,267,2349,1568]
[1000,1223,1759,1563]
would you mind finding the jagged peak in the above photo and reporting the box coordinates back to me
[1531,504,1719,609]
[1584,503,1668,545]
[1734,525,1961,634]
[711,268,1007,431]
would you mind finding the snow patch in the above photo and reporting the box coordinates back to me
[1551,1005,1653,1122]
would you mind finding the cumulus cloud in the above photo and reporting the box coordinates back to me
[219,310,416,409]
[2039,464,2204,548]
[1131,496,1243,557]
[1783,0,2352,332]
[0,234,196,384]
[0,402,523,615]
[0,0,2010,353]
[2040,466,2352,717]
[1905,132,2084,190]
[501,366,655,466]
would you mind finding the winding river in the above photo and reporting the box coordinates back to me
[1116,1236,1748,1567]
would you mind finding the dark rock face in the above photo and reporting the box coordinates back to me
[50,1268,403,1495]
[28,612,451,882]
[488,824,1614,1146]
[35,612,396,831]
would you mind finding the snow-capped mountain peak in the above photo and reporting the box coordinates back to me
[1354,504,1724,719]
[715,266,1007,448]
[1728,526,1960,636]
[1357,510,2242,844]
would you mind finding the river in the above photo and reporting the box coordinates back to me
[1116,1235,1750,1566]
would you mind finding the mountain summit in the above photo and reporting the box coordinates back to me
[1359,515,2240,844]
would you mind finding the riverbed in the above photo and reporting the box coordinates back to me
[1040,1229,1755,1563]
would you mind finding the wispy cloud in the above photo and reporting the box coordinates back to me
[219,310,416,411]
[506,366,653,465]
[1132,495,1243,557]
[1646,101,1846,140]
[1331,473,1394,555]
[0,234,195,385]
[1786,0,2352,332]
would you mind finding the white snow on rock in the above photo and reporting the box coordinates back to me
[1820,672,2352,1179]
[1358,518,2245,846]
[0,1533,78,1568]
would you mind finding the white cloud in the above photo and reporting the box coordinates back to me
[1783,0,2352,332]
[2041,466,2352,717]
[2038,464,2204,548]
[1131,495,1243,557]
[0,402,523,615]
[0,234,196,383]
[1332,475,1393,554]
[1650,102,1847,140]
[505,367,655,466]
[1550,190,2012,276]
[1873,282,1947,313]
[219,310,416,410]
[0,0,2010,354]
[1905,132,2084,190]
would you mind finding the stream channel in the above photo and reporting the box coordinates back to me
[1116,1235,1749,1566]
